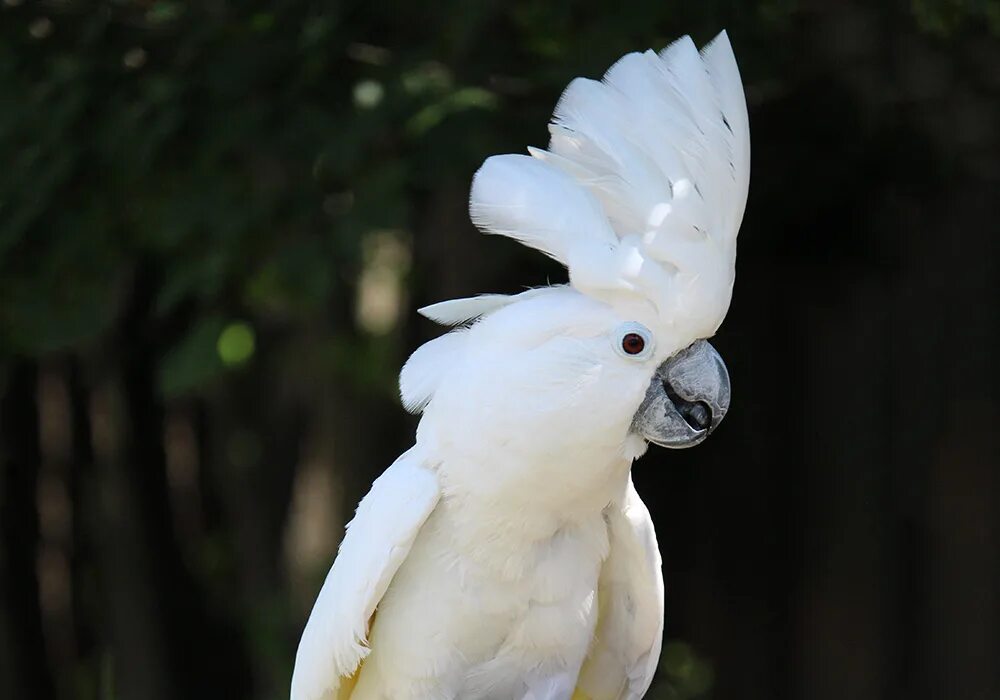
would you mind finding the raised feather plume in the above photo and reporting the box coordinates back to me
[469,31,750,343]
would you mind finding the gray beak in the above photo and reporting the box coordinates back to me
[631,340,731,449]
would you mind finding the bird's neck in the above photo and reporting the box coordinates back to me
[427,435,636,548]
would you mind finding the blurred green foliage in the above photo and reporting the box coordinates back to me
[911,0,1000,36]
[0,0,798,364]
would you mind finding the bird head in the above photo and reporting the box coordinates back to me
[405,289,730,471]
[401,32,747,464]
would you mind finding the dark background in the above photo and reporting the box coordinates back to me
[1,1,998,699]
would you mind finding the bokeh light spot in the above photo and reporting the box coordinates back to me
[29,17,53,39]
[123,47,147,70]
[217,322,256,366]
[353,80,384,109]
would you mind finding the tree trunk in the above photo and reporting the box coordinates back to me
[0,360,56,700]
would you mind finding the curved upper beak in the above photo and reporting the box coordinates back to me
[631,340,731,449]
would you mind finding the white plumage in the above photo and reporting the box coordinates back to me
[292,31,749,700]
[473,31,749,348]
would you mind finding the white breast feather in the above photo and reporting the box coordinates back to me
[577,477,665,700]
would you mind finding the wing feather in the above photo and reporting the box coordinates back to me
[577,478,665,700]
[290,450,440,700]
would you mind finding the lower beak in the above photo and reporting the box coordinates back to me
[631,340,731,449]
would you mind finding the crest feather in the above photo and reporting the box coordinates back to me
[418,289,551,326]
[469,154,618,266]
[465,31,750,343]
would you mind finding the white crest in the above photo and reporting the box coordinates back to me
[469,31,750,346]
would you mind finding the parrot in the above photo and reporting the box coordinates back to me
[291,29,750,700]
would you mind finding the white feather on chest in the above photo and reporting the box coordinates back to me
[357,480,612,699]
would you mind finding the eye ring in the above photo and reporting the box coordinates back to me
[613,322,655,361]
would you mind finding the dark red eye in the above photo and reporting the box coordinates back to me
[621,332,646,355]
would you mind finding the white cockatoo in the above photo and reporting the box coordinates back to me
[292,30,749,700]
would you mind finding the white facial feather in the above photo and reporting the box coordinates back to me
[410,288,660,517]
[398,329,469,413]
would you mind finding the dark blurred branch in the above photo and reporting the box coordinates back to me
[66,355,98,695]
